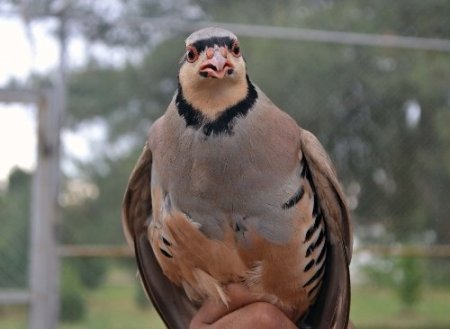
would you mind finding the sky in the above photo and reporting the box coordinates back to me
[0,18,59,181]
[0,16,103,182]
[0,12,142,183]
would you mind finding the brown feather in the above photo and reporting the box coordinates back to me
[149,209,248,304]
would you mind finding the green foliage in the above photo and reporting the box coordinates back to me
[361,257,396,287]
[396,257,423,308]
[71,258,108,289]
[0,169,31,288]
[425,259,450,287]
[361,256,424,308]
[61,155,140,245]
[60,265,87,323]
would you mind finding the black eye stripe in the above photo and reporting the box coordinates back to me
[191,37,235,52]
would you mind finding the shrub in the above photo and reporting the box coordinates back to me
[60,265,86,322]
[73,258,108,289]
[396,256,423,309]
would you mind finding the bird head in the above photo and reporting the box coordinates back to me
[178,27,249,118]
[180,27,246,82]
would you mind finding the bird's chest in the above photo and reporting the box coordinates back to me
[151,114,300,242]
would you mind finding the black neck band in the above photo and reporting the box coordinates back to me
[176,75,258,137]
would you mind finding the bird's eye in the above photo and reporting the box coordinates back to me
[231,42,241,57]
[186,46,199,63]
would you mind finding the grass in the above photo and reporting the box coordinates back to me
[0,305,28,329]
[1,269,449,329]
[351,285,450,329]
[0,268,165,329]
[59,269,165,329]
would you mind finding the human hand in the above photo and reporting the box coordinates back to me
[189,284,298,329]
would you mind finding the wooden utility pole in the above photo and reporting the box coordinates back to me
[0,89,61,329]
[0,87,60,328]
[28,88,61,329]
[28,6,68,329]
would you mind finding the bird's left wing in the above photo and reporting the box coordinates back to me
[298,129,353,329]
[122,142,197,329]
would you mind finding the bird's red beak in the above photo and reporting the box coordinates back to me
[199,46,234,79]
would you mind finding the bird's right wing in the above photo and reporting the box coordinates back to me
[122,142,197,329]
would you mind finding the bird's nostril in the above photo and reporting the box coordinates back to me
[206,48,215,59]
[220,47,228,58]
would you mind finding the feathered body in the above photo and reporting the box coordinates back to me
[123,27,352,329]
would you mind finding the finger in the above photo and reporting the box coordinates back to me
[190,298,229,325]
[225,284,297,321]
[190,302,298,329]
[191,283,260,325]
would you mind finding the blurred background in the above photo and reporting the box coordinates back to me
[1,1,450,328]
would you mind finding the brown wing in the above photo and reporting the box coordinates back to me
[298,130,352,329]
[122,143,197,329]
